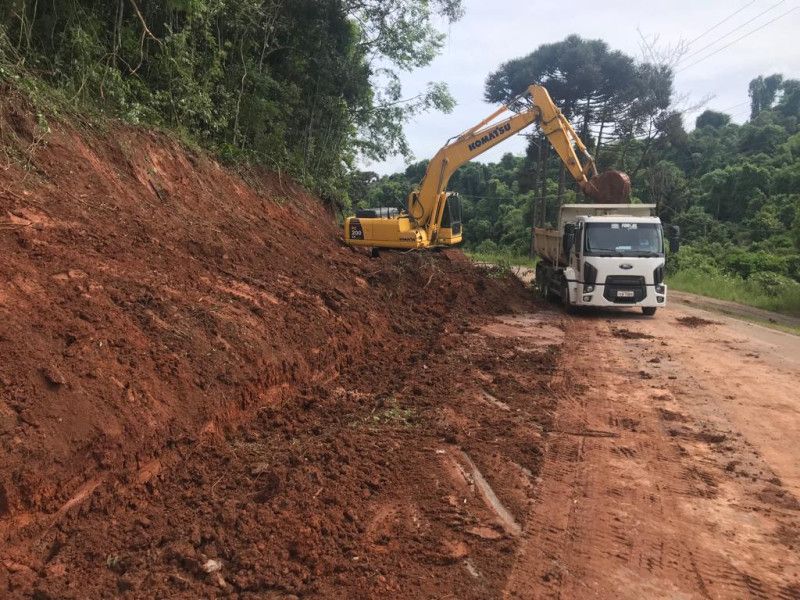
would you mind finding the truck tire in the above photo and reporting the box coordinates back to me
[546,280,560,303]
[534,264,545,296]
[642,307,657,316]
[561,281,577,314]
[535,264,555,300]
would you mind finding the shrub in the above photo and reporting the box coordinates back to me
[746,272,800,297]
[475,239,499,254]
[722,249,789,278]
[668,245,722,276]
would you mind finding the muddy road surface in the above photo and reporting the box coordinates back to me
[6,291,798,599]
[505,302,800,599]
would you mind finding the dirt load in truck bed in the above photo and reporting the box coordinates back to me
[0,92,556,597]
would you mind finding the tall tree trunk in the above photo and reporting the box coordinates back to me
[26,0,38,52]
[113,0,124,66]
[595,99,609,166]
[529,139,542,256]
[580,95,591,142]
[596,119,606,165]
[539,139,548,227]
[557,162,566,206]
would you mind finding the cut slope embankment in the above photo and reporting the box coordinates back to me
[0,91,542,597]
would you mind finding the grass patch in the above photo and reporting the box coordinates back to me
[464,251,537,269]
[357,398,417,429]
[668,269,800,317]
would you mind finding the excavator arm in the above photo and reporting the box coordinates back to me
[410,85,603,243]
[344,84,629,250]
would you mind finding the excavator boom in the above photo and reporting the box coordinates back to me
[344,84,629,251]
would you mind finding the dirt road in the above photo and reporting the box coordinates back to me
[504,302,800,599]
[8,292,798,599]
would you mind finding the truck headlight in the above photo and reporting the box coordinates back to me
[655,284,665,294]
[584,284,595,293]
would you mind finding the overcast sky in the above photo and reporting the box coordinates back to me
[365,0,800,175]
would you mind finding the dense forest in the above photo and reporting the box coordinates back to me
[359,37,800,309]
[0,0,462,203]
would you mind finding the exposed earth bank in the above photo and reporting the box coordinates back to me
[0,93,543,597]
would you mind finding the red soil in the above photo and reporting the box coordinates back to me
[0,90,549,597]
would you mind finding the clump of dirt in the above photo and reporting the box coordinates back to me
[758,486,800,511]
[695,431,727,444]
[0,93,550,598]
[675,316,720,328]
[611,327,654,340]
[684,466,719,499]
[775,523,800,550]
[658,408,688,422]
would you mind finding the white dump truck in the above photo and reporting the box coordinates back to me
[534,204,679,315]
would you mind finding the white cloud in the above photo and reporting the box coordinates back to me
[365,0,800,175]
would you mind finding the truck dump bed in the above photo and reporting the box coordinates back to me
[534,204,656,266]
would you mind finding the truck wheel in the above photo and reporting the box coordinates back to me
[534,264,544,296]
[535,265,553,300]
[642,307,657,316]
[547,281,560,303]
[561,281,577,314]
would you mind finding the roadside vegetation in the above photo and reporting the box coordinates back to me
[464,250,536,269]
[668,270,800,316]
[0,0,463,208]
[666,244,800,316]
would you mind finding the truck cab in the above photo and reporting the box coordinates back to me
[534,205,678,315]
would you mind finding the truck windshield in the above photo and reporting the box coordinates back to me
[584,222,663,257]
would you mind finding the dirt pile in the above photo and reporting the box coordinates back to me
[610,327,654,340]
[675,315,720,328]
[0,90,547,597]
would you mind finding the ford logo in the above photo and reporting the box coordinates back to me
[619,264,634,270]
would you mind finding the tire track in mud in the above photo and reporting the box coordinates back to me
[503,315,799,599]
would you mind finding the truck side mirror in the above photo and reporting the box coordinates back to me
[563,224,575,256]
[667,225,680,254]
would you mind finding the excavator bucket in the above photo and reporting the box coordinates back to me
[581,170,631,204]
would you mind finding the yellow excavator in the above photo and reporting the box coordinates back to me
[344,84,630,251]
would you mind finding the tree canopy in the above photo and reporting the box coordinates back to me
[0,0,463,203]
[485,35,674,169]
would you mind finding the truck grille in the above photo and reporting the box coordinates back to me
[603,275,646,304]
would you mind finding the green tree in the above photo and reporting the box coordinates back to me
[749,74,783,119]
[484,35,673,208]
[0,0,463,197]
[776,79,800,119]
[699,163,771,222]
[696,110,731,129]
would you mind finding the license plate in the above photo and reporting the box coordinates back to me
[617,290,635,298]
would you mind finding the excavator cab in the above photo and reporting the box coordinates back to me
[437,193,463,244]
